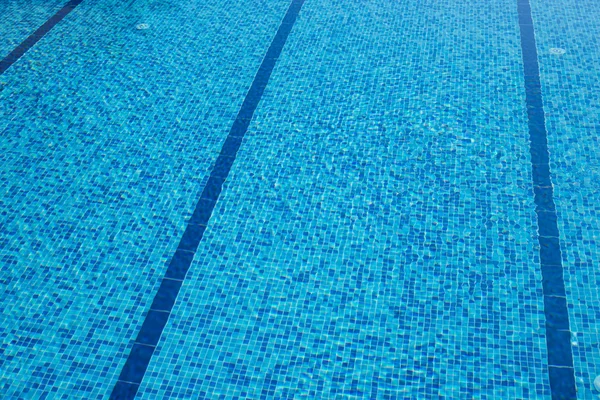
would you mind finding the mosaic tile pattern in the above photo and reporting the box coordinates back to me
[0,0,67,60]
[137,0,553,397]
[0,0,289,397]
[529,0,600,397]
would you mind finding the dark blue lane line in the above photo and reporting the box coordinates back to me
[0,0,83,75]
[516,1,576,398]
[109,0,305,398]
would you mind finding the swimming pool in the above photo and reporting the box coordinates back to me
[1,0,599,398]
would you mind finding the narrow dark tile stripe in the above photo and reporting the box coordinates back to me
[517,1,576,399]
[109,0,305,398]
[0,0,83,75]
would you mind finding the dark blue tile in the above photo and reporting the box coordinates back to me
[150,279,183,312]
[518,2,575,396]
[543,296,570,330]
[164,250,195,280]
[548,367,576,400]
[178,224,206,253]
[259,56,277,72]
[253,64,273,85]
[280,5,302,27]
[524,74,541,90]
[229,117,252,136]
[188,198,216,227]
[531,163,552,187]
[517,4,533,24]
[242,85,261,104]
[529,145,550,166]
[244,85,267,107]
[212,155,235,179]
[266,35,288,58]
[536,209,559,237]
[519,24,537,48]
[522,49,539,70]
[135,310,170,346]
[540,264,566,297]
[522,59,539,77]
[526,94,544,111]
[539,236,562,266]
[527,106,546,122]
[546,329,573,367]
[117,344,154,384]
[534,186,556,212]
[200,175,225,201]
[220,135,243,158]
[530,121,550,138]
[109,381,139,400]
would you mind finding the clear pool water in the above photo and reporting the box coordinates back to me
[0,0,599,398]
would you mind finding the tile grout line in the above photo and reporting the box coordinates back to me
[0,0,83,75]
[516,0,577,398]
[108,0,306,398]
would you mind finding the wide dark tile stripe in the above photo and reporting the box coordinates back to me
[109,0,305,398]
[516,1,576,398]
[0,0,83,75]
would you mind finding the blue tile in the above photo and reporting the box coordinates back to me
[220,136,244,158]
[4,0,596,397]
[164,250,195,280]
[543,296,570,330]
[109,381,139,400]
[232,112,255,129]
[547,367,576,400]
[111,0,306,395]
[178,224,207,253]
[534,186,556,212]
[150,279,183,312]
[0,0,298,397]
[541,264,567,297]
[546,328,573,367]
[531,163,552,187]
[0,0,83,75]
[517,4,533,25]
[536,209,559,237]
[518,0,575,395]
[117,344,155,384]
[188,198,216,227]
[527,106,546,122]
[135,310,170,346]
[200,176,225,202]
[539,236,563,266]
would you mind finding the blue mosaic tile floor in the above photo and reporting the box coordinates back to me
[530,0,600,396]
[0,0,599,398]
[0,0,289,397]
[0,0,67,59]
